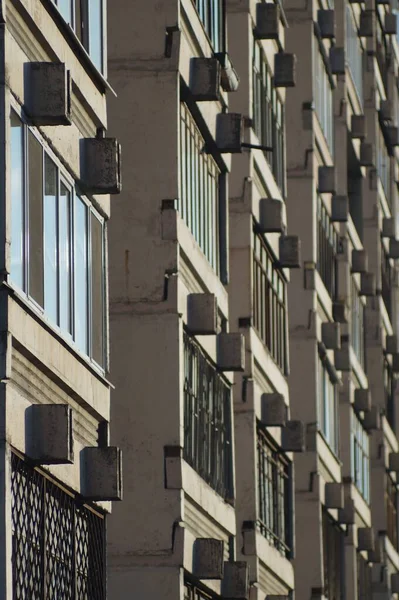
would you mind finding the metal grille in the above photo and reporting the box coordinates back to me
[351,409,370,503]
[322,510,344,600]
[183,331,233,499]
[253,40,285,194]
[313,39,334,153]
[253,231,288,373]
[179,103,220,272]
[381,243,392,318]
[386,473,398,550]
[351,279,365,369]
[11,453,106,600]
[257,428,291,557]
[357,553,372,600]
[317,196,339,299]
[384,358,396,432]
[346,5,363,106]
[193,0,224,52]
[184,582,214,600]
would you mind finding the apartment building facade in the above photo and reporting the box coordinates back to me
[0,0,121,597]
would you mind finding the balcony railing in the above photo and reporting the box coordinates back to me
[253,231,288,373]
[183,331,233,499]
[351,279,365,369]
[257,428,291,557]
[358,553,372,600]
[381,244,392,318]
[317,196,339,299]
[351,409,370,503]
[386,474,398,550]
[253,41,285,194]
[346,5,363,105]
[193,0,224,52]
[11,453,106,600]
[322,510,344,600]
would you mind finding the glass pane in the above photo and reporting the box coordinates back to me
[28,132,44,307]
[44,155,58,324]
[10,112,24,289]
[88,0,103,71]
[58,0,72,24]
[74,197,88,353]
[91,212,104,366]
[59,184,72,334]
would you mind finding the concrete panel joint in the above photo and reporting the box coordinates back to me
[279,235,301,268]
[317,10,335,39]
[80,138,122,194]
[29,404,74,465]
[351,114,367,139]
[274,53,296,87]
[215,52,240,92]
[331,195,349,222]
[261,393,287,427]
[221,561,250,600]
[358,527,375,552]
[193,538,224,579]
[25,62,71,125]
[190,58,221,102]
[329,47,345,75]
[187,293,218,335]
[354,388,371,413]
[318,166,336,194]
[321,322,341,350]
[217,333,245,371]
[281,420,305,452]
[259,198,284,233]
[360,272,376,296]
[81,447,123,501]
[382,217,396,239]
[325,482,344,509]
[216,113,243,153]
[255,3,280,40]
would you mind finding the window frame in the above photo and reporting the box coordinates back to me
[9,105,107,373]
[350,407,370,503]
[317,352,339,455]
[312,35,334,153]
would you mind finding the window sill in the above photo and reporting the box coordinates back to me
[3,279,113,388]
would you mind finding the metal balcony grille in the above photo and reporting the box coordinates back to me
[193,0,224,53]
[183,331,233,499]
[257,428,291,557]
[322,510,344,600]
[317,196,339,299]
[253,231,288,374]
[253,40,285,194]
[381,244,392,319]
[351,279,365,369]
[184,581,214,600]
[357,553,372,600]
[384,358,396,432]
[11,453,106,600]
[386,473,398,550]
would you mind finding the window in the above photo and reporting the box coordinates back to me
[384,358,396,431]
[257,427,291,557]
[179,103,220,272]
[193,0,224,52]
[351,408,370,502]
[376,125,390,203]
[351,279,365,369]
[381,242,392,319]
[313,39,334,152]
[386,473,398,550]
[10,111,106,369]
[253,41,285,193]
[357,553,372,600]
[317,196,339,299]
[183,331,233,499]
[51,0,104,72]
[317,355,339,454]
[253,231,288,373]
[322,510,344,600]
[346,6,363,105]
[11,453,106,600]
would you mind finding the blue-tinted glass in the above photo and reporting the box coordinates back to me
[10,113,24,289]
[59,184,72,334]
[58,0,72,25]
[44,155,58,324]
[88,0,103,71]
[74,197,88,353]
